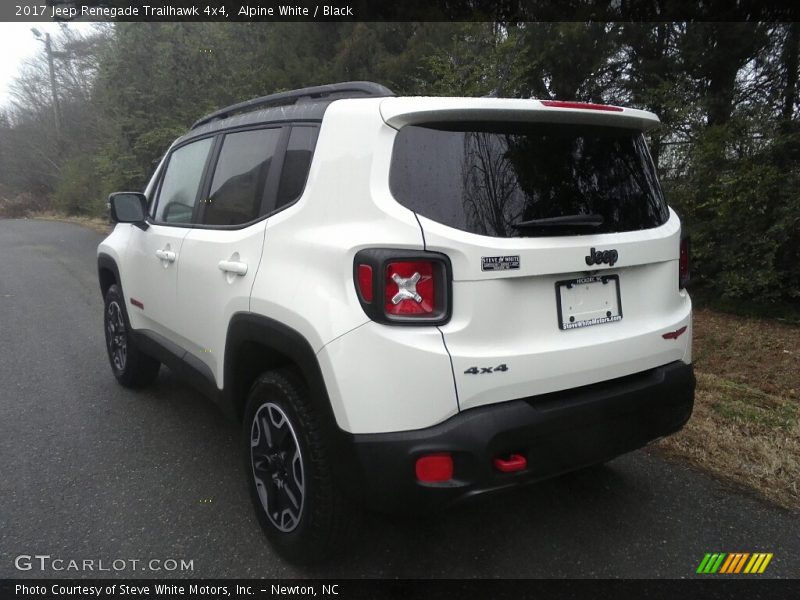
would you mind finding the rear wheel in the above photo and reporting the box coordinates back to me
[103,284,160,388]
[243,369,351,564]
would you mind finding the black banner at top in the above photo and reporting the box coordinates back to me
[2,0,800,22]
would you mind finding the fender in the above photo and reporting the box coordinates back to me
[223,313,363,497]
[97,253,122,299]
[224,313,336,426]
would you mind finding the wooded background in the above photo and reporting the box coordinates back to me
[0,23,797,315]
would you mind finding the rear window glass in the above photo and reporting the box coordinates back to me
[389,123,669,237]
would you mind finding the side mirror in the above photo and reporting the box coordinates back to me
[108,192,148,229]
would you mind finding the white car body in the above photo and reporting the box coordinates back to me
[98,83,695,525]
[100,94,691,433]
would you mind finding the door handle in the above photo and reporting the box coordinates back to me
[155,249,176,262]
[218,260,248,276]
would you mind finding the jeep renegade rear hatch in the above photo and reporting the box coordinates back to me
[383,98,691,413]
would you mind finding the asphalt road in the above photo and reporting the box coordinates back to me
[1,218,798,579]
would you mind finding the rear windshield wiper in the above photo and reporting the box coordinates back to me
[512,214,604,229]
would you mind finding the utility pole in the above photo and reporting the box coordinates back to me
[31,28,62,136]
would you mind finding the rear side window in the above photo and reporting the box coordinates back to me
[203,127,282,226]
[275,125,319,209]
[389,123,669,237]
[155,137,214,224]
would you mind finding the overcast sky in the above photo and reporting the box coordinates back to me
[0,22,95,110]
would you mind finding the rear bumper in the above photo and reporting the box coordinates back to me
[334,360,694,512]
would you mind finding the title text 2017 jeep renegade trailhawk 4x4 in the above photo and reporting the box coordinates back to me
[98,82,695,563]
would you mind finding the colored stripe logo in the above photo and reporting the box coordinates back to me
[696,553,773,574]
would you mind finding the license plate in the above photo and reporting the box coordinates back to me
[556,275,622,330]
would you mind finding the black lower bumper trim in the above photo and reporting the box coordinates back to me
[334,361,695,513]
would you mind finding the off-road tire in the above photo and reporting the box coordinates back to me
[243,368,352,564]
[103,284,160,388]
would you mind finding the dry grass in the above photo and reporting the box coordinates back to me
[654,308,800,509]
[29,211,112,235]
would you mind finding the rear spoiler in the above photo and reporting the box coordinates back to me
[379,97,660,131]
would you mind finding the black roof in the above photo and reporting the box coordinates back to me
[177,81,393,145]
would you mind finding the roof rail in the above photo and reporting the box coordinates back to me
[191,81,394,130]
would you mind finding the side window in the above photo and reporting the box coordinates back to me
[155,137,213,224]
[203,128,282,226]
[275,125,320,210]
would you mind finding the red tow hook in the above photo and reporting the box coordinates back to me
[493,453,527,473]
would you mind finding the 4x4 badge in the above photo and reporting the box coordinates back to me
[585,247,619,267]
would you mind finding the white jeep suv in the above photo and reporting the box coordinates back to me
[97,82,695,563]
